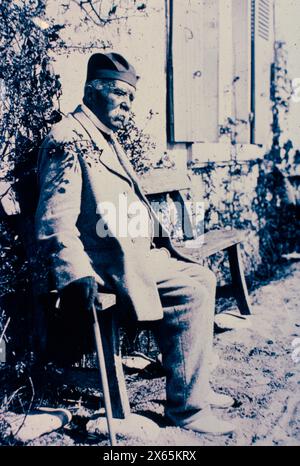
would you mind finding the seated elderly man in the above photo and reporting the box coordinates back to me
[35,52,235,435]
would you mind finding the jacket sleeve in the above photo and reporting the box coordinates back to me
[35,135,96,291]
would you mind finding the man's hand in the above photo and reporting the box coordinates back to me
[62,276,98,312]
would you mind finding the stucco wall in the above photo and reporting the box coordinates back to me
[275,0,300,149]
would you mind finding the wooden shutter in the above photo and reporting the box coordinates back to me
[251,0,274,147]
[169,0,204,142]
[232,0,252,143]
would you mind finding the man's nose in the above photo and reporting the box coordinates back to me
[120,97,131,112]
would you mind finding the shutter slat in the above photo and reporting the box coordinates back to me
[252,0,274,146]
[258,0,270,40]
[258,4,269,14]
[260,0,270,8]
[258,10,269,23]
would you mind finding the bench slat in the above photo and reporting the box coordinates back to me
[176,229,246,259]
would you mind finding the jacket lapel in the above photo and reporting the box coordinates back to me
[110,136,146,193]
[110,135,172,235]
[72,106,133,185]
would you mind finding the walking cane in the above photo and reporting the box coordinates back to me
[91,303,117,446]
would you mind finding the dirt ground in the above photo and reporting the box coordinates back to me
[2,260,300,446]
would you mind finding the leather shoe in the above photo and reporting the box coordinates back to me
[183,409,235,435]
[207,390,235,409]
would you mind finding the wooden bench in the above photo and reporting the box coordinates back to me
[143,171,252,317]
[175,228,252,316]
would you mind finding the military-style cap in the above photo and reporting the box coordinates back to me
[86,52,138,88]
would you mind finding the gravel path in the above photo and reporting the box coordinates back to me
[3,261,300,446]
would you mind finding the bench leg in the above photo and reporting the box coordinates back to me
[97,310,131,419]
[227,243,252,315]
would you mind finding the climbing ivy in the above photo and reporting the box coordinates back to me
[0,0,63,362]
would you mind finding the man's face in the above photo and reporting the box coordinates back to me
[92,80,136,131]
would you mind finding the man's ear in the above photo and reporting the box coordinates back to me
[84,84,94,105]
